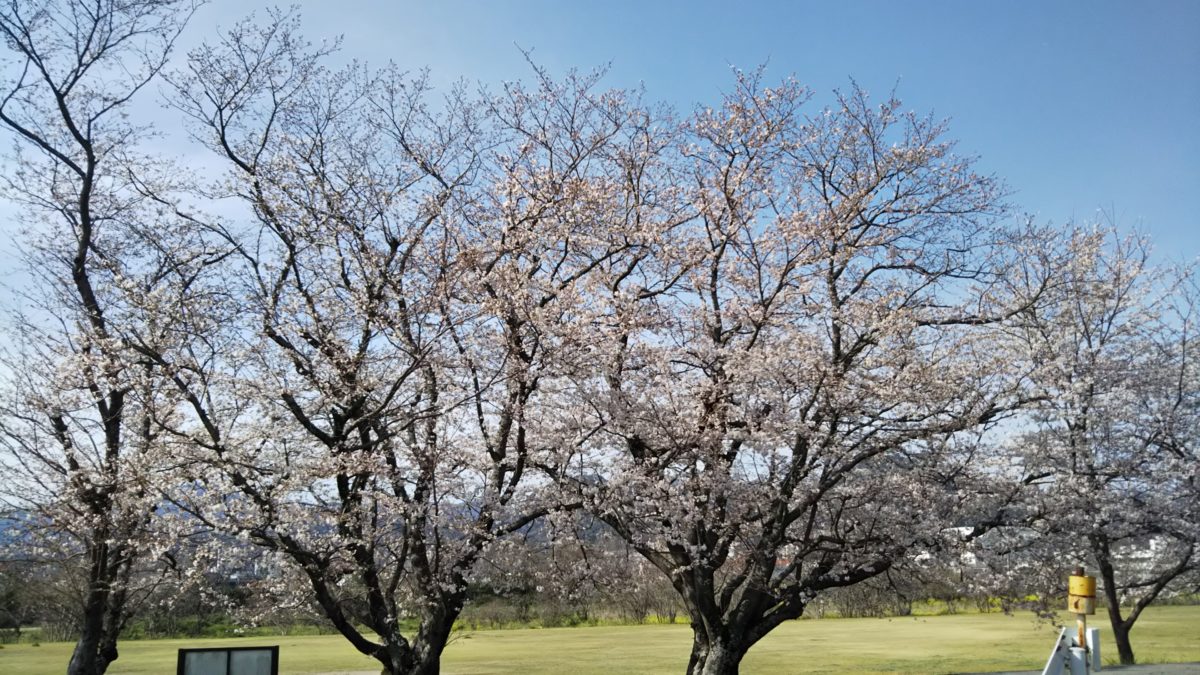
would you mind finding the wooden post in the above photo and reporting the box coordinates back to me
[1067,566,1097,672]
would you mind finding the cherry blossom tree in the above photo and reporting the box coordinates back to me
[4,8,1184,675]
[546,74,1046,675]
[0,2,203,673]
[998,227,1199,664]
[138,15,672,674]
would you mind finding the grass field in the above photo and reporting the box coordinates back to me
[2,606,1197,674]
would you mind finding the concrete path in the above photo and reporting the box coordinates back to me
[963,664,1200,675]
[314,666,1200,674]
[314,662,1200,667]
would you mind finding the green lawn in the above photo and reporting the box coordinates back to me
[2,606,1198,674]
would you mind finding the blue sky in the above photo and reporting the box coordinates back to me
[3,0,1198,268]
[179,0,1198,259]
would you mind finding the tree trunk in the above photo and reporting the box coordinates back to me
[66,556,118,675]
[685,625,748,675]
[1096,544,1136,665]
[66,625,104,675]
[375,611,457,675]
[1110,620,1135,666]
[406,620,453,675]
[66,609,118,675]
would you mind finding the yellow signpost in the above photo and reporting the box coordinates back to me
[1068,566,1096,669]
[1042,567,1100,675]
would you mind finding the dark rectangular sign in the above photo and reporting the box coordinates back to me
[177,645,279,675]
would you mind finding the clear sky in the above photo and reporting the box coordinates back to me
[178,0,1199,260]
[4,0,1199,266]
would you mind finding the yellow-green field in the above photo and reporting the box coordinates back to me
[2,606,1198,674]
